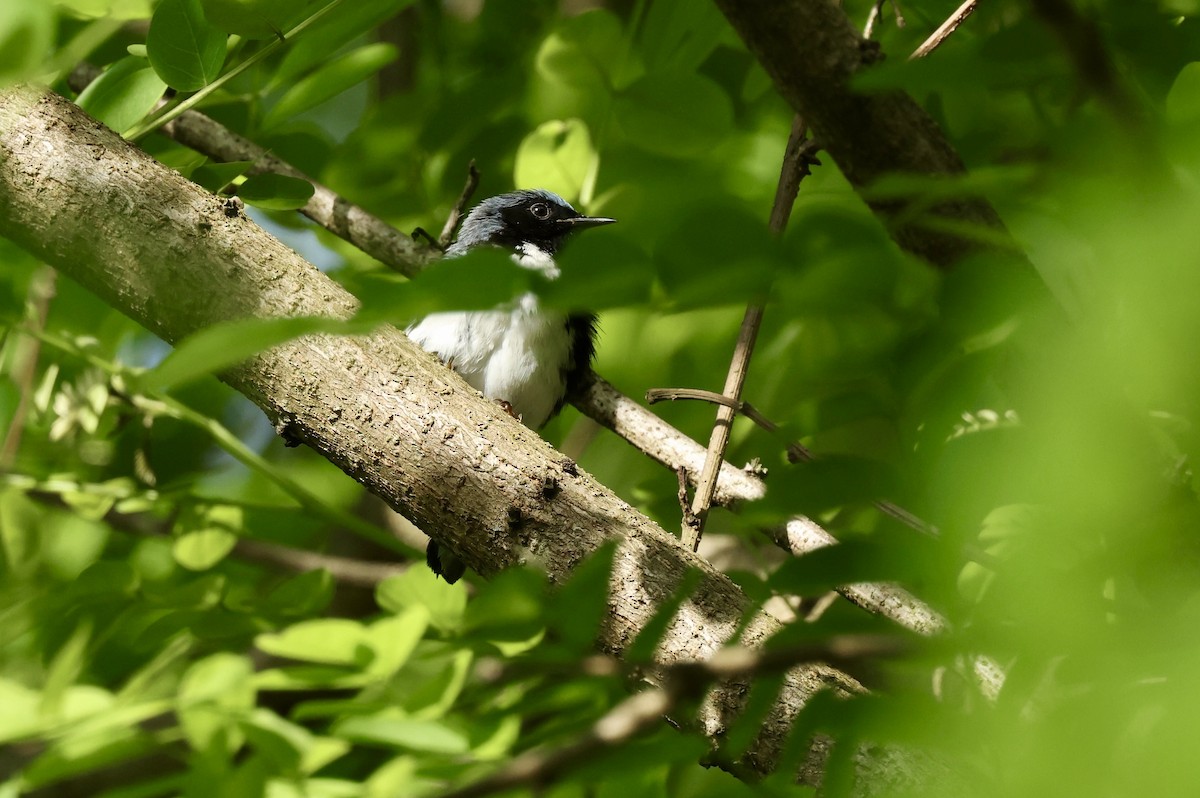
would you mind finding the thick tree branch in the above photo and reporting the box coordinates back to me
[712,0,1013,269]
[65,65,767,509]
[0,83,934,787]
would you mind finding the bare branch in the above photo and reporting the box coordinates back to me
[910,0,976,60]
[439,160,481,248]
[682,118,812,550]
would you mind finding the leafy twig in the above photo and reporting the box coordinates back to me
[123,0,349,141]
[25,327,411,556]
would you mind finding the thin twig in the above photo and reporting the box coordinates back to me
[574,374,766,506]
[675,467,698,532]
[439,160,481,248]
[683,306,763,550]
[909,0,976,59]
[67,65,437,277]
[863,0,886,38]
[20,483,410,586]
[864,0,905,39]
[681,118,813,551]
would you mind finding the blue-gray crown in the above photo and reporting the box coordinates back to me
[447,189,615,256]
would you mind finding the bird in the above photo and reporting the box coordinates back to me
[406,189,616,583]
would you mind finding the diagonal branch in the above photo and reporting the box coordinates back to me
[65,64,767,510]
[0,83,920,787]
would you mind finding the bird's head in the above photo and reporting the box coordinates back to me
[448,189,616,257]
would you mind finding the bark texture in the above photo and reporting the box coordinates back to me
[0,84,881,784]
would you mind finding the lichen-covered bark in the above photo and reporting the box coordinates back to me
[0,84,886,784]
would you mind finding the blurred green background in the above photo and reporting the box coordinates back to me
[3,0,1200,795]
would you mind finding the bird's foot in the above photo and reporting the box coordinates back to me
[496,399,522,421]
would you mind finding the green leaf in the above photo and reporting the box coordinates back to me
[237,173,317,210]
[334,715,469,754]
[351,247,531,326]
[75,57,167,135]
[263,567,335,616]
[364,607,429,678]
[464,568,545,643]
[201,0,316,39]
[255,619,373,667]
[143,315,342,391]
[272,0,415,87]
[263,42,398,129]
[178,653,255,755]
[146,0,227,91]
[0,678,42,743]
[376,566,467,635]
[547,543,615,653]
[191,159,255,193]
[514,119,597,203]
[173,528,237,570]
[543,233,654,312]
[638,0,728,72]
[238,708,313,771]
[171,503,244,571]
[0,0,54,83]
[615,72,733,158]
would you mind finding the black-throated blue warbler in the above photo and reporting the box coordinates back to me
[407,189,616,582]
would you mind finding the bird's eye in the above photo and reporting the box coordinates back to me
[530,202,551,220]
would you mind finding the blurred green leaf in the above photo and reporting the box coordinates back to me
[615,73,734,158]
[177,652,255,755]
[263,568,335,616]
[201,0,316,39]
[514,118,597,203]
[272,0,415,87]
[264,43,398,129]
[255,619,373,667]
[75,56,166,135]
[237,173,317,210]
[376,566,466,635]
[173,527,237,570]
[146,0,227,91]
[464,567,545,645]
[334,715,469,754]
[0,0,54,83]
[143,315,342,391]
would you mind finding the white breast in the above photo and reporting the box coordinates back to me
[405,243,571,429]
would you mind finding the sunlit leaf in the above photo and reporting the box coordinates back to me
[75,57,166,135]
[146,0,227,91]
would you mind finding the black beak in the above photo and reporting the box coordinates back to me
[559,215,617,230]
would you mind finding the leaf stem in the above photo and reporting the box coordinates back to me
[124,0,347,141]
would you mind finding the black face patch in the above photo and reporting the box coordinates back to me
[493,196,580,252]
